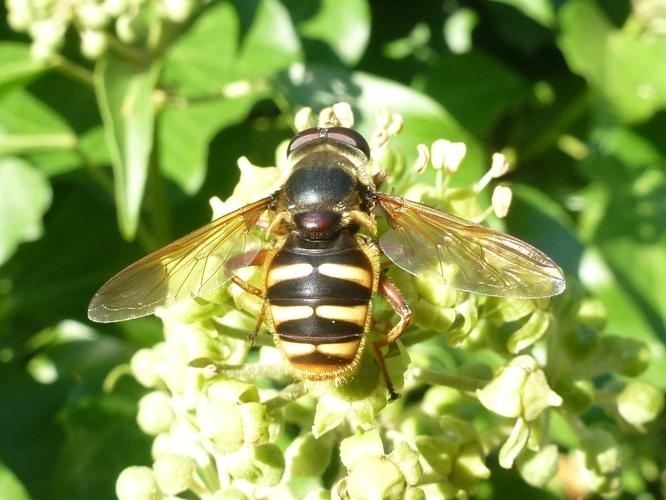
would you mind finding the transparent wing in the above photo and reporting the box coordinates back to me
[88,196,274,323]
[374,193,565,298]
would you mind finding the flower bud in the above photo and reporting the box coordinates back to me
[137,391,174,435]
[8,6,32,32]
[197,399,243,452]
[240,402,270,447]
[415,435,459,476]
[340,429,384,469]
[553,375,594,414]
[207,379,260,403]
[576,430,621,496]
[303,489,330,500]
[160,0,195,22]
[104,0,130,17]
[450,443,491,487]
[210,488,249,500]
[576,297,607,330]
[116,466,159,500]
[153,453,195,495]
[77,3,109,29]
[559,323,599,362]
[346,458,406,499]
[130,348,161,388]
[81,30,108,59]
[312,394,349,438]
[507,309,551,354]
[517,444,559,487]
[388,441,422,485]
[617,380,664,431]
[285,432,334,477]
[116,13,143,43]
[421,386,462,416]
[599,336,651,377]
[226,444,285,486]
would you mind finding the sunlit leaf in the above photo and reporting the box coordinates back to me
[0,157,52,265]
[95,54,160,240]
[0,42,50,96]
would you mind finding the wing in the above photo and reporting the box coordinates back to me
[374,193,565,298]
[88,196,274,323]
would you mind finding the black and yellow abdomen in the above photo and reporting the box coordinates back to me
[265,231,379,379]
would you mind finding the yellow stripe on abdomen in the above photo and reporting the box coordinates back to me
[317,263,372,288]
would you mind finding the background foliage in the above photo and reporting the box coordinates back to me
[0,0,665,498]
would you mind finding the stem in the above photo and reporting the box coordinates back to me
[107,34,151,65]
[53,56,94,85]
[202,362,291,382]
[212,321,274,347]
[264,383,307,413]
[407,366,487,392]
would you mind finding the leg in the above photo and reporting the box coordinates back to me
[224,249,268,344]
[373,274,412,401]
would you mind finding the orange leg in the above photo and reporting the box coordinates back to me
[225,249,268,345]
[373,274,412,401]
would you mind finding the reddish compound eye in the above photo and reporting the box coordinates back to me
[287,127,370,159]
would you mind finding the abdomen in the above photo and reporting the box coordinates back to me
[265,232,378,379]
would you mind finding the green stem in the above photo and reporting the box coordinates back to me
[212,321,274,347]
[264,383,307,413]
[53,56,94,85]
[107,34,151,65]
[407,366,486,392]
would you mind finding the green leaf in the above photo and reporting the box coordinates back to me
[422,50,529,138]
[559,0,666,123]
[0,460,31,500]
[489,0,555,27]
[95,54,160,239]
[0,88,77,156]
[0,42,50,96]
[159,0,299,192]
[284,0,371,65]
[0,158,52,265]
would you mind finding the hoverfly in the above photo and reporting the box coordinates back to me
[88,127,565,398]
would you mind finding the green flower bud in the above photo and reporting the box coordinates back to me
[29,19,66,48]
[8,5,32,32]
[137,391,174,435]
[207,379,259,403]
[226,444,285,486]
[388,442,422,485]
[617,381,664,431]
[420,480,463,499]
[484,297,536,323]
[240,402,270,446]
[313,391,385,438]
[576,430,621,495]
[521,368,562,421]
[439,416,478,445]
[516,444,559,488]
[553,375,594,414]
[507,309,551,354]
[153,453,195,495]
[210,488,249,500]
[197,399,243,452]
[346,458,406,500]
[116,466,159,500]
[81,29,107,59]
[404,486,426,500]
[559,323,599,362]
[130,348,161,388]
[160,0,195,22]
[31,41,56,62]
[283,395,316,428]
[415,435,460,476]
[450,443,490,488]
[576,297,607,330]
[285,432,334,477]
[115,13,144,44]
[414,275,466,308]
[599,336,651,377]
[340,429,384,469]
[411,300,458,332]
[422,386,462,416]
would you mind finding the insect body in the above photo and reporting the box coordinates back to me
[88,127,566,398]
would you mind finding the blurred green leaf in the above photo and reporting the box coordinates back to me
[0,460,31,500]
[490,0,555,27]
[0,88,77,156]
[0,157,52,265]
[95,55,160,240]
[422,50,529,138]
[160,0,299,192]
[559,0,666,123]
[0,42,50,97]
[284,0,371,65]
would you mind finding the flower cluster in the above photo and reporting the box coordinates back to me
[113,105,663,499]
[6,0,204,60]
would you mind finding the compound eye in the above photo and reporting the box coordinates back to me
[326,127,370,158]
[287,128,320,157]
